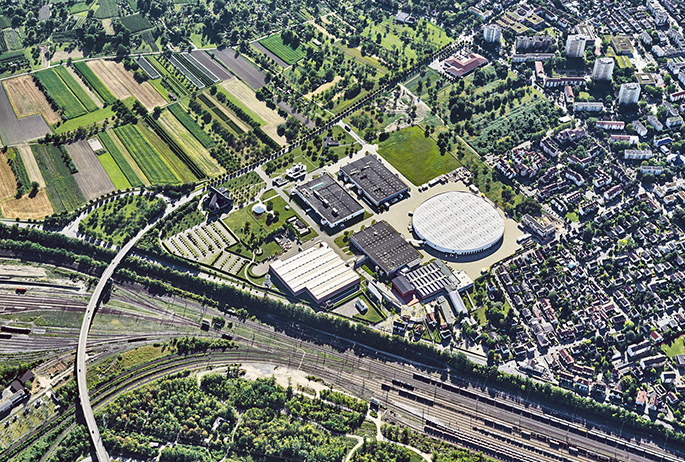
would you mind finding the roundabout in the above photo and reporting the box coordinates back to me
[412,191,505,255]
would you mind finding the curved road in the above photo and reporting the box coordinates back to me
[76,192,201,462]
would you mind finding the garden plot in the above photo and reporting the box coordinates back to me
[87,59,165,110]
[64,140,115,201]
[182,52,220,83]
[2,75,61,125]
[168,54,205,89]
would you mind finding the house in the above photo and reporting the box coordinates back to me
[636,389,648,406]
[661,371,677,384]
[633,120,648,137]
[627,339,651,359]
[574,376,590,393]
[597,120,625,130]
[574,101,604,112]
[609,134,639,145]
[666,115,684,129]
[648,115,664,132]
[603,185,623,202]
[640,355,667,370]
[624,149,653,160]
[650,330,664,343]
[443,53,489,78]
[565,170,585,186]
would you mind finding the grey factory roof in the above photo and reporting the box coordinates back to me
[350,221,421,275]
[293,174,364,227]
[339,156,408,206]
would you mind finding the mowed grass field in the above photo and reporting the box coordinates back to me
[53,65,99,112]
[258,33,307,65]
[73,61,117,104]
[99,130,145,186]
[113,124,179,184]
[377,126,460,186]
[35,68,88,119]
[158,110,223,177]
[32,144,86,213]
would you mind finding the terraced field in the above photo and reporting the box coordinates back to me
[35,68,88,119]
[32,144,86,213]
[113,124,179,184]
[157,110,223,177]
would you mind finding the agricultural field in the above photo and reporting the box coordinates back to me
[32,144,86,213]
[0,151,18,200]
[35,68,88,119]
[0,189,53,219]
[157,110,223,177]
[200,92,250,133]
[167,103,215,148]
[258,33,308,65]
[212,47,267,89]
[113,124,179,184]
[53,106,115,135]
[99,130,146,186]
[220,77,287,144]
[0,84,51,146]
[137,120,197,183]
[190,51,231,81]
[97,151,131,190]
[86,59,165,110]
[73,60,118,104]
[15,145,45,187]
[2,75,62,125]
[377,126,460,186]
[64,140,116,201]
[120,13,152,33]
[53,65,100,111]
[94,0,119,19]
[3,29,22,51]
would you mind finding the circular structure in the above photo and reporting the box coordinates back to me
[252,203,266,214]
[412,191,505,255]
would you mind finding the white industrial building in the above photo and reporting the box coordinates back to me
[269,242,360,303]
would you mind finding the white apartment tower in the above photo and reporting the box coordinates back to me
[483,24,502,43]
[593,57,615,81]
[565,35,587,58]
[618,83,641,105]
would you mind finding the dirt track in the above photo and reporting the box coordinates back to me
[3,75,61,125]
[65,139,115,201]
[16,145,45,187]
[87,59,165,111]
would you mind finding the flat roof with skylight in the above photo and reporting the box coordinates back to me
[412,191,505,255]
[292,174,364,228]
[350,220,421,276]
[339,155,409,207]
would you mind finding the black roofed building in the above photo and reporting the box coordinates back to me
[292,174,364,228]
[350,221,421,276]
[206,186,233,214]
[339,155,409,208]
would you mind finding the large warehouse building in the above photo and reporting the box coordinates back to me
[269,242,360,303]
[349,220,421,276]
[292,174,364,228]
[339,155,409,208]
[412,191,505,255]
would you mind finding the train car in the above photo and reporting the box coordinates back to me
[15,287,27,294]
[221,333,234,340]
[413,373,432,383]
[392,379,415,390]
[0,333,11,340]
[127,337,146,343]
[1,325,30,335]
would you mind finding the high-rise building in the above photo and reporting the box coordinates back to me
[483,24,502,43]
[565,35,587,58]
[593,57,615,81]
[618,83,641,105]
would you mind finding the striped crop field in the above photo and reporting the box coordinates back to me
[32,144,86,213]
[168,103,215,148]
[99,130,145,186]
[136,120,197,183]
[73,61,117,104]
[97,151,131,190]
[53,66,99,112]
[113,124,179,184]
[35,69,87,119]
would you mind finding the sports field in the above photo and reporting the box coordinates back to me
[113,124,179,184]
[258,33,307,65]
[3,75,62,125]
[35,68,87,119]
[377,126,460,186]
[32,144,86,213]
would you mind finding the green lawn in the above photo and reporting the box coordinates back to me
[35,68,88,119]
[53,106,114,134]
[113,124,179,184]
[353,299,386,324]
[566,211,579,222]
[94,0,119,19]
[663,336,685,358]
[53,65,99,112]
[377,126,460,185]
[98,151,131,190]
[259,33,308,64]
